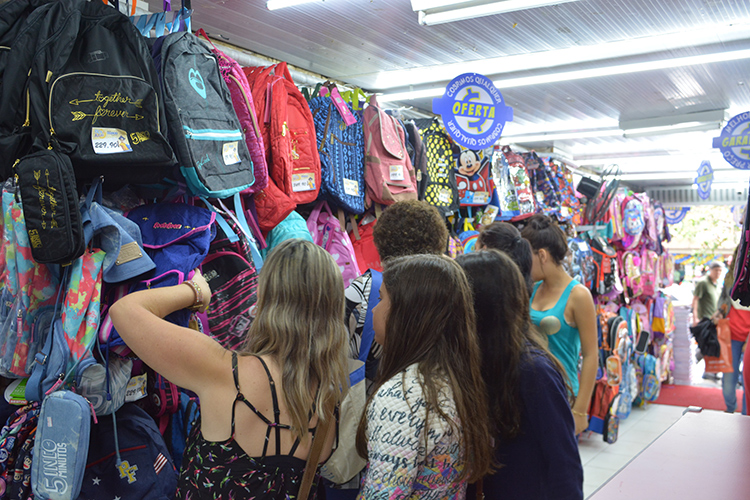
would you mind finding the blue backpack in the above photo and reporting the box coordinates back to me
[78,403,178,500]
[309,95,366,214]
[261,211,313,259]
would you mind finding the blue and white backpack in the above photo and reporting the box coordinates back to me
[309,95,366,214]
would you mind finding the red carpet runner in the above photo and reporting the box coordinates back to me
[653,383,743,412]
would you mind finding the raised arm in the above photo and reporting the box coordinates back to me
[109,271,228,394]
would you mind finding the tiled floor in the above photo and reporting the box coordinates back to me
[579,403,687,498]
[581,354,744,499]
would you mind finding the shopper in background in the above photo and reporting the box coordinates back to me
[355,254,494,499]
[717,247,748,414]
[458,250,583,500]
[111,239,350,500]
[344,200,448,379]
[692,261,722,327]
[475,221,534,295]
[522,214,598,435]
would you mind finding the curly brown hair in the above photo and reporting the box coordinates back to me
[372,200,448,262]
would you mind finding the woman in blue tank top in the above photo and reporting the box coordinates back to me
[522,215,598,435]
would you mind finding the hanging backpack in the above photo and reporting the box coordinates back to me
[501,146,536,219]
[1,0,175,186]
[262,211,313,259]
[454,145,493,207]
[307,201,360,288]
[620,195,645,250]
[403,121,429,200]
[244,62,321,204]
[348,212,381,274]
[491,148,520,220]
[640,248,659,297]
[419,121,459,216]
[620,250,644,299]
[309,94,366,214]
[195,29,268,194]
[525,151,562,216]
[78,403,178,500]
[637,353,661,402]
[0,402,40,499]
[157,31,255,198]
[549,159,580,221]
[567,237,595,290]
[362,95,418,207]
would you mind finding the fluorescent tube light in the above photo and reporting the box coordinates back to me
[369,22,750,90]
[624,122,722,139]
[267,0,322,10]
[415,0,581,25]
[378,47,750,102]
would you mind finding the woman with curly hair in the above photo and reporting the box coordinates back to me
[522,214,598,435]
[356,254,494,499]
[458,250,582,499]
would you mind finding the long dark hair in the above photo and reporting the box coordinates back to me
[355,254,494,482]
[477,221,534,295]
[456,249,569,442]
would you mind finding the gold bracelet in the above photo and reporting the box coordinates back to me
[572,410,588,418]
[183,280,204,311]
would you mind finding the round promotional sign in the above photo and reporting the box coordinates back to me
[664,207,690,225]
[432,73,514,149]
[712,111,750,169]
[694,160,713,200]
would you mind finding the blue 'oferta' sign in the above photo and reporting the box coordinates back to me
[695,160,713,200]
[432,73,513,149]
[664,207,690,225]
[712,111,750,169]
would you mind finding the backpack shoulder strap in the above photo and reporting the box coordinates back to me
[360,269,382,363]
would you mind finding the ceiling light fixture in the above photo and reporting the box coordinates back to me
[412,0,582,26]
[267,0,322,10]
[378,48,750,102]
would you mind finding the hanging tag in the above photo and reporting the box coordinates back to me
[292,173,316,192]
[92,128,132,154]
[389,164,404,181]
[222,141,241,165]
[319,87,330,97]
[343,178,359,197]
[329,87,357,126]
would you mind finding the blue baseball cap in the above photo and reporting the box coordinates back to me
[89,202,155,283]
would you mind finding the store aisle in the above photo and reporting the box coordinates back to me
[580,404,687,498]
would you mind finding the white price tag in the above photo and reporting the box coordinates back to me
[222,141,241,165]
[292,173,316,192]
[92,127,132,154]
[343,178,359,196]
[389,164,405,181]
[438,188,451,204]
[473,191,489,205]
[577,241,590,252]
[125,374,147,402]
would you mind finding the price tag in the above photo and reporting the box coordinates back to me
[480,205,499,226]
[292,173,316,192]
[343,178,359,196]
[4,379,28,405]
[577,241,590,252]
[473,191,489,205]
[389,164,405,181]
[222,141,241,165]
[92,127,132,154]
[125,374,147,402]
[438,188,452,204]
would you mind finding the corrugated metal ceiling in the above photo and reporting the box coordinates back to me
[144,0,750,190]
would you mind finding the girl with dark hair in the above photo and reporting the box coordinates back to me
[522,214,598,435]
[476,221,534,295]
[457,250,583,499]
[355,254,493,499]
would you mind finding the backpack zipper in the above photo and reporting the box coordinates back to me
[183,127,243,141]
[226,73,262,139]
[48,72,162,140]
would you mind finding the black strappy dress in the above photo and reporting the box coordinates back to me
[175,352,319,500]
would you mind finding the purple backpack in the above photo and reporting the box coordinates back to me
[306,201,360,288]
[196,29,269,194]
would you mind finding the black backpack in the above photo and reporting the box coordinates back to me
[156,31,256,198]
[0,0,175,186]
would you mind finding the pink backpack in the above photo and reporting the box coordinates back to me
[362,95,418,206]
[306,201,360,287]
[196,30,268,194]
[640,248,659,296]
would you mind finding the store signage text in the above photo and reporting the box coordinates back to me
[712,111,750,170]
[432,73,513,149]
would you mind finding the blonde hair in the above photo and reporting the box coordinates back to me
[241,239,349,442]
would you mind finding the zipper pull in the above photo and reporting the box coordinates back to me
[83,396,98,424]
[16,308,22,337]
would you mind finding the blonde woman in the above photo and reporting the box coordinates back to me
[111,239,350,499]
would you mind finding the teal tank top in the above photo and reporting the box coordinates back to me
[529,280,581,396]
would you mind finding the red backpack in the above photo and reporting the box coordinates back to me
[243,62,321,204]
[362,95,418,206]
